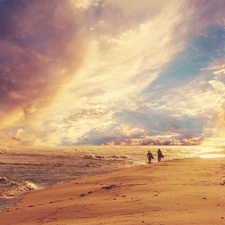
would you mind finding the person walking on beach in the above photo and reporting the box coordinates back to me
[157,149,164,162]
[147,151,154,164]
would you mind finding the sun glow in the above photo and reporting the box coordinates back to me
[198,146,225,158]
[200,154,225,158]
[201,138,225,147]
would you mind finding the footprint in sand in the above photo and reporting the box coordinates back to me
[80,193,87,197]
[80,191,94,197]
[102,184,117,190]
[49,200,63,204]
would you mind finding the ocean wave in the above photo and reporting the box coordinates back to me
[0,177,39,198]
[83,154,128,160]
[110,155,128,159]
[0,147,7,154]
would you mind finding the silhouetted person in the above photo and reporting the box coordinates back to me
[157,149,164,162]
[147,151,154,164]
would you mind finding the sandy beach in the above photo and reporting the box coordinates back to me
[1,157,225,225]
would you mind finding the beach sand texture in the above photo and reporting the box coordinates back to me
[1,158,225,225]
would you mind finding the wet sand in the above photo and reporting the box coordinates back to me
[1,157,225,225]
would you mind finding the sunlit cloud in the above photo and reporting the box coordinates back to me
[1,0,225,147]
[71,0,94,10]
[0,0,87,128]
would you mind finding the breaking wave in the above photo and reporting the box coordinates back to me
[0,177,39,211]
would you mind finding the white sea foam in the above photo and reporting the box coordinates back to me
[0,177,38,197]
[0,176,39,211]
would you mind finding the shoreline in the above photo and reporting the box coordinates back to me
[1,157,225,224]
[0,153,187,213]
[0,159,158,212]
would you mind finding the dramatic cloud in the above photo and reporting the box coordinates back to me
[1,0,225,147]
[0,0,87,128]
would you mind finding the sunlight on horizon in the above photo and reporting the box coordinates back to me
[198,145,225,158]
[200,153,225,159]
[201,138,225,147]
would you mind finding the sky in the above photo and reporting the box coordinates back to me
[1,0,225,147]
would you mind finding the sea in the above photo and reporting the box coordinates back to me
[0,145,225,211]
